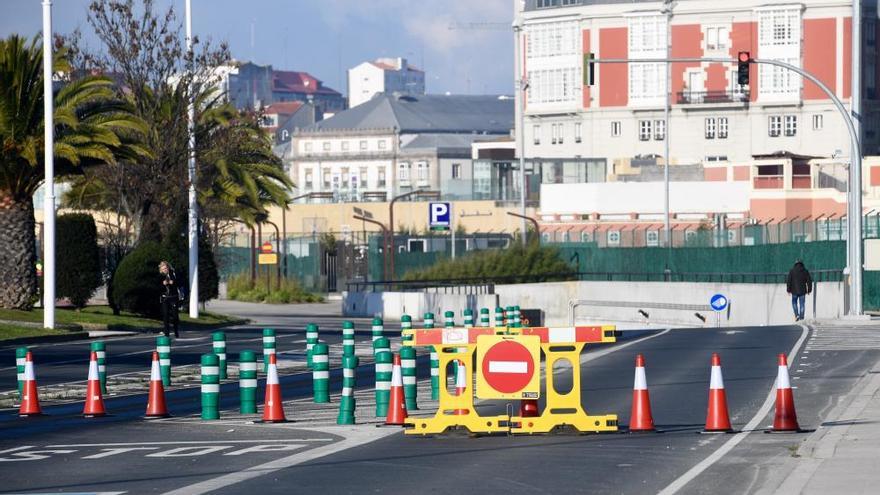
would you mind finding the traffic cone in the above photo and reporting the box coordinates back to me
[83,351,107,418]
[519,399,539,418]
[18,352,42,417]
[385,353,408,426]
[771,353,801,432]
[453,360,470,416]
[629,354,655,432]
[261,354,286,423]
[145,351,169,418]
[704,353,732,432]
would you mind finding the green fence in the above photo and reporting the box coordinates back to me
[217,245,321,291]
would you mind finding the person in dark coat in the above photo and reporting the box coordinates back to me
[159,261,180,338]
[786,259,812,321]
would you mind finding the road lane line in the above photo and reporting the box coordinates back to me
[47,439,333,447]
[657,324,810,495]
[160,427,399,495]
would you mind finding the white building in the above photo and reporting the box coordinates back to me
[347,57,426,108]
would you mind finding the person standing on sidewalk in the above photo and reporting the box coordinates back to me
[159,261,180,338]
[786,259,813,321]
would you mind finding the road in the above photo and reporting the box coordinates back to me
[0,301,877,494]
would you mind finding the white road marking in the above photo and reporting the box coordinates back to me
[656,324,810,495]
[81,447,160,459]
[47,439,332,447]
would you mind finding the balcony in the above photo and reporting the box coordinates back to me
[676,90,750,106]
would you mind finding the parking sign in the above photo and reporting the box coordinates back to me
[429,202,451,231]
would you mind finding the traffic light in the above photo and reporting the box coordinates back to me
[737,51,750,86]
[583,52,595,86]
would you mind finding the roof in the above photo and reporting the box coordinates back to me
[401,134,485,151]
[369,61,424,73]
[304,93,513,134]
[264,101,304,115]
[272,70,341,96]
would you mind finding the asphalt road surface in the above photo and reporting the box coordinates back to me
[0,302,877,495]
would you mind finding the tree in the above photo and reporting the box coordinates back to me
[0,35,145,309]
[162,213,219,303]
[56,214,102,309]
[111,240,169,317]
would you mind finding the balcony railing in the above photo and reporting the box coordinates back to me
[676,89,750,105]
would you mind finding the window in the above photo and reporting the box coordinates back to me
[813,114,824,130]
[533,124,541,145]
[757,8,802,100]
[646,230,659,247]
[322,170,331,188]
[398,162,411,181]
[322,141,331,151]
[359,140,367,150]
[304,142,313,152]
[705,155,729,162]
[574,122,582,143]
[611,121,621,137]
[536,0,559,8]
[654,119,665,140]
[769,115,782,137]
[452,163,461,179]
[524,21,581,106]
[628,15,667,105]
[705,118,716,139]
[551,124,558,145]
[341,141,349,151]
[378,170,386,186]
[607,230,621,246]
[638,120,652,141]
[378,140,387,150]
[305,171,313,188]
[359,168,368,184]
[718,117,728,139]
[784,115,797,136]
[558,124,564,144]
[580,231,591,243]
[417,161,429,181]
[706,26,730,51]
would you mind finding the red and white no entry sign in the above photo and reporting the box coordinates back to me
[476,335,540,399]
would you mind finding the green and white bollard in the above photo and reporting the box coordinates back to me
[463,308,474,327]
[311,342,329,403]
[306,324,319,369]
[15,347,27,400]
[342,321,355,357]
[337,355,358,425]
[423,313,439,400]
[200,353,220,420]
[156,336,171,387]
[400,314,412,343]
[238,350,257,414]
[513,305,522,328]
[374,341,392,417]
[371,318,384,342]
[444,311,455,328]
[91,341,107,394]
[262,328,276,374]
[400,345,418,411]
[479,308,491,327]
[212,332,227,380]
[495,307,505,328]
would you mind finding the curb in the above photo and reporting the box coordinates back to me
[0,332,91,347]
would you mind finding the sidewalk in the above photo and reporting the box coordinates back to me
[771,354,880,495]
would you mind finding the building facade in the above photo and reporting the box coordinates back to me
[225,61,345,114]
[517,0,880,167]
[348,57,426,108]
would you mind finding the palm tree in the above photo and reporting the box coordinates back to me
[0,35,146,309]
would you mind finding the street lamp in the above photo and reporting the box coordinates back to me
[388,189,440,280]
[353,214,389,280]
[661,0,677,248]
[513,15,529,247]
[42,0,55,329]
[185,0,199,318]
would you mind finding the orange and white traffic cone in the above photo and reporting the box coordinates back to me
[704,353,732,432]
[262,353,287,423]
[629,354,655,432]
[18,352,42,417]
[771,353,801,432]
[145,351,169,418]
[453,360,470,416]
[83,351,107,418]
[385,353,408,426]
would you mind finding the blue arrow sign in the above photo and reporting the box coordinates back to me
[710,294,729,312]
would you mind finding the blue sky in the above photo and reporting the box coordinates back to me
[1,0,514,96]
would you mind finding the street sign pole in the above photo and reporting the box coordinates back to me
[451,206,456,260]
[185,0,199,318]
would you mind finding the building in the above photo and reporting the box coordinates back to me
[225,61,345,114]
[259,101,321,144]
[289,93,514,203]
[348,57,426,108]
[515,0,880,169]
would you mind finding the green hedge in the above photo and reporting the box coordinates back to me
[111,241,170,317]
[56,214,102,308]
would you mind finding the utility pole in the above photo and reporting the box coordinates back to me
[662,1,676,247]
[185,0,199,318]
[850,0,863,315]
[513,17,528,246]
[42,0,55,329]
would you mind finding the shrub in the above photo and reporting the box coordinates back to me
[56,214,102,309]
[226,272,323,304]
[111,241,170,317]
[162,216,220,303]
[402,242,574,282]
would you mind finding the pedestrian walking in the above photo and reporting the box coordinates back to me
[159,261,181,338]
[786,259,812,321]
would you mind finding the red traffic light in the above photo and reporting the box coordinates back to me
[738,51,750,63]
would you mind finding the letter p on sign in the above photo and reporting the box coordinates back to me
[429,202,451,231]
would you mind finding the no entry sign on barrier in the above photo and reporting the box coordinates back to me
[476,335,540,399]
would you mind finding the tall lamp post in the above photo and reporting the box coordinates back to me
[661,1,677,247]
[513,16,529,247]
[185,0,199,318]
[42,0,55,329]
[388,189,439,281]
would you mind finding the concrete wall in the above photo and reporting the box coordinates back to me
[344,280,844,327]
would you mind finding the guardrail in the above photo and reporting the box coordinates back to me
[345,269,844,293]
